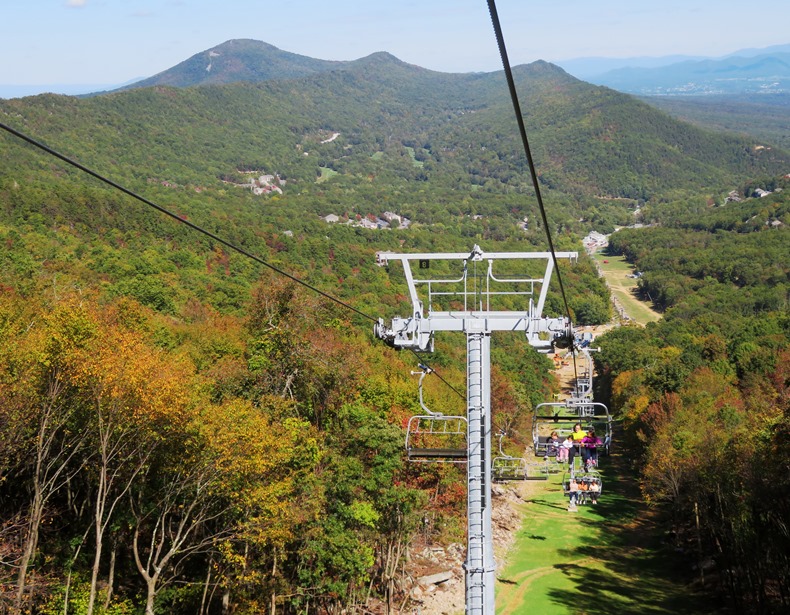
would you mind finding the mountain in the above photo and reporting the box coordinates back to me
[1,39,788,615]
[589,52,790,96]
[722,42,790,58]
[557,55,708,81]
[2,44,787,214]
[556,43,790,81]
[639,93,790,150]
[114,39,348,91]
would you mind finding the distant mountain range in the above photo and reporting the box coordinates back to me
[3,40,789,100]
[557,44,790,78]
[591,53,790,96]
[113,40,790,97]
[558,44,790,96]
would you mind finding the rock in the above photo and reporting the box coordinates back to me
[418,570,454,586]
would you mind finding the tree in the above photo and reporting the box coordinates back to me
[0,298,94,613]
[130,450,231,615]
[204,398,321,615]
[63,304,196,615]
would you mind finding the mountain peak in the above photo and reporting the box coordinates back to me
[118,39,345,91]
[359,51,401,63]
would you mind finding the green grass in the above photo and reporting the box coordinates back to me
[593,252,635,275]
[591,252,661,325]
[495,455,717,615]
[317,166,339,182]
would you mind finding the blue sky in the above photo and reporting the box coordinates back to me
[2,0,788,94]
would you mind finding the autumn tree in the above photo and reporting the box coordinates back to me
[202,397,321,615]
[63,302,197,615]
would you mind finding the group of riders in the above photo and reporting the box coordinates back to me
[543,423,604,511]
[544,423,602,473]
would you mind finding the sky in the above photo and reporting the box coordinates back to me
[2,0,788,97]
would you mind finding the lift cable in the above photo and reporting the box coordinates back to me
[486,0,580,383]
[408,349,465,400]
[0,119,467,401]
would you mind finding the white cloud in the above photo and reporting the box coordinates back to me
[66,0,87,7]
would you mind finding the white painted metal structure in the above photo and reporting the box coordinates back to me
[375,245,576,615]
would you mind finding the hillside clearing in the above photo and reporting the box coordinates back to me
[591,252,661,325]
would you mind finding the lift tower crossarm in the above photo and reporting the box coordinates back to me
[375,246,577,353]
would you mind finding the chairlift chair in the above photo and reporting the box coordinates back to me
[493,431,546,481]
[405,414,468,462]
[563,471,603,506]
[533,400,612,459]
[565,399,613,456]
[404,365,468,463]
[532,401,583,457]
[492,455,528,481]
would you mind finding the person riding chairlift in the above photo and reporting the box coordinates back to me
[558,434,573,463]
[568,423,585,469]
[581,428,602,472]
[545,431,561,458]
[567,477,579,511]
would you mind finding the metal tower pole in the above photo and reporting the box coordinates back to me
[465,327,496,614]
[373,246,578,615]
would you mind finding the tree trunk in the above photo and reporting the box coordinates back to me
[104,543,116,610]
[270,551,277,615]
[87,532,103,615]
[221,589,231,615]
[14,487,43,611]
[144,578,157,615]
[87,461,109,615]
[200,559,212,615]
[15,375,77,612]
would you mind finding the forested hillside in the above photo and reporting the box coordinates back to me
[1,45,789,613]
[6,51,789,211]
[595,182,790,613]
[641,93,790,150]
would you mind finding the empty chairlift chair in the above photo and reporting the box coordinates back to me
[493,431,548,481]
[405,366,468,463]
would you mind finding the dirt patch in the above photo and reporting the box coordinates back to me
[399,479,546,615]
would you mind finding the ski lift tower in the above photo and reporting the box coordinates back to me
[374,245,577,615]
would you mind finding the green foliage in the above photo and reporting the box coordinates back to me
[39,575,136,615]
[595,187,790,612]
[643,93,790,150]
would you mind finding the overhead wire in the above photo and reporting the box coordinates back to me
[409,348,465,400]
[486,0,580,385]
[0,119,466,400]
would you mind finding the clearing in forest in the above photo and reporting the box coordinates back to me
[591,252,661,325]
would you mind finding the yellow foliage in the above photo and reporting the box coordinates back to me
[623,394,650,426]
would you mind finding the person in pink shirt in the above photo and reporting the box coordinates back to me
[558,434,573,463]
[581,429,602,472]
